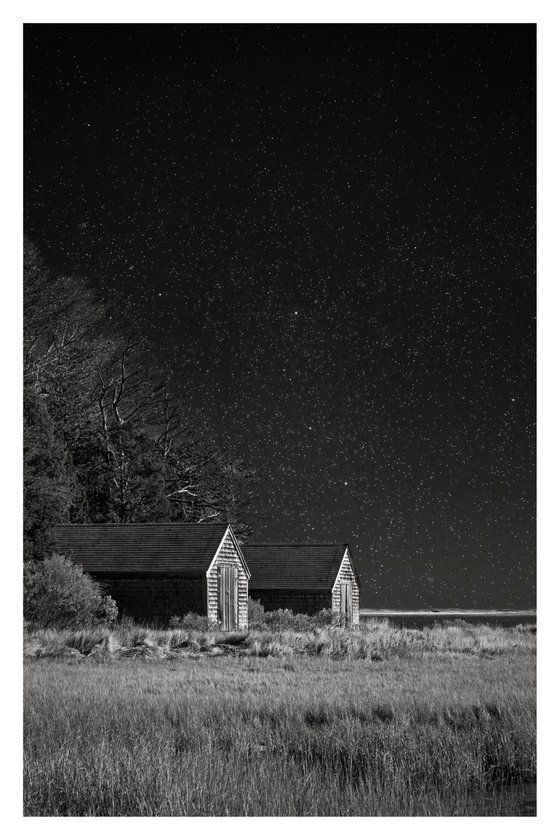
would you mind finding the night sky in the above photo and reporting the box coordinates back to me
[24,24,535,608]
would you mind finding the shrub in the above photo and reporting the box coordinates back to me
[261,609,312,631]
[96,595,119,625]
[24,553,118,629]
[312,608,341,628]
[168,613,210,631]
[247,599,343,631]
[247,597,267,629]
[254,599,342,630]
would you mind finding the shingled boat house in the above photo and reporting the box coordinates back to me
[53,523,250,629]
[243,544,360,627]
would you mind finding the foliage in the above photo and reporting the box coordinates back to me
[247,596,266,628]
[314,608,341,627]
[24,553,118,629]
[23,238,255,562]
[168,613,211,631]
[247,598,340,631]
[96,596,119,625]
[23,386,78,563]
[257,608,314,632]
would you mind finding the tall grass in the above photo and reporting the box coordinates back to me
[24,618,536,660]
[24,622,536,816]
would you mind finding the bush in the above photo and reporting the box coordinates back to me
[247,599,342,631]
[247,597,267,629]
[312,608,341,628]
[168,613,210,631]
[24,553,118,629]
[169,602,345,633]
[260,609,313,632]
[97,595,119,625]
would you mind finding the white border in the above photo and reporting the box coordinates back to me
[6,1,546,24]
[5,4,555,839]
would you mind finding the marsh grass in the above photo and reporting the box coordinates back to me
[24,621,536,816]
[24,619,536,660]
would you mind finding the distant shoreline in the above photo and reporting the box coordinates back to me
[361,609,536,616]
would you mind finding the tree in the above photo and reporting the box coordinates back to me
[24,237,116,421]
[23,239,255,559]
[161,411,255,536]
[23,385,78,563]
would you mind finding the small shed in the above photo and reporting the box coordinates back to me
[243,543,360,627]
[53,523,250,628]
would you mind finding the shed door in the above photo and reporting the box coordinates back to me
[218,566,238,630]
[340,583,353,628]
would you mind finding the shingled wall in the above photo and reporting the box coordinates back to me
[206,531,249,629]
[331,549,360,626]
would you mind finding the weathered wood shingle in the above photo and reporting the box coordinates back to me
[53,523,229,576]
[243,544,352,590]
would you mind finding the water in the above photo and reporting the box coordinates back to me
[467,782,536,816]
[359,610,536,816]
[360,612,536,630]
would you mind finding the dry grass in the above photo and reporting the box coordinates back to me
[23,621,536,816]
[24,618,536,661]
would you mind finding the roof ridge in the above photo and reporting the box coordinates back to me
[54,522,229,528]
[246,543,347,547]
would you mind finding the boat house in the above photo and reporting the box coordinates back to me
[53,523,250,628]
[243,543,360,626]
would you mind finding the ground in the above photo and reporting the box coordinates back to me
[23,623,536,816]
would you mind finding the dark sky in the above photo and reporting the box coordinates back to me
[24,24,535,608]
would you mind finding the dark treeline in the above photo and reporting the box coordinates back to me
[24,239,255,566]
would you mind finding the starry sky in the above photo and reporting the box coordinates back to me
[24,24,535,608]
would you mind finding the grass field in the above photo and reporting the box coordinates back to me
[24,621,536,816]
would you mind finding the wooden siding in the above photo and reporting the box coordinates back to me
[331,549,360,626]
[207,530,249,629]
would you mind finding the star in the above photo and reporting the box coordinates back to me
[24,23,535,609]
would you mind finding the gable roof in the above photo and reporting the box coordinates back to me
[53,523,237,577]
[243,544,353,590]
